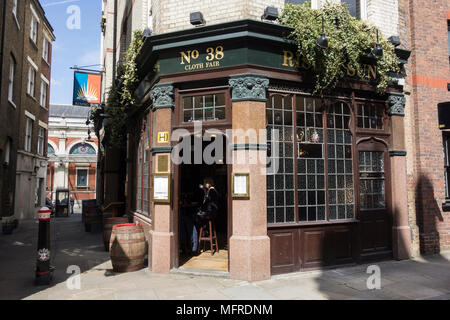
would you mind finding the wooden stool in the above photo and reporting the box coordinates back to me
[197,218,219,255]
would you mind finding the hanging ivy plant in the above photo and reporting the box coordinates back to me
[103,30,144,148]
[278,1,399,96]
[121,29,143,107]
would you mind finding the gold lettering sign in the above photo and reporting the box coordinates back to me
[179,46,224,71]
[282,50,378,80]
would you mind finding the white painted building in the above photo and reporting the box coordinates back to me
[47,105,98,212]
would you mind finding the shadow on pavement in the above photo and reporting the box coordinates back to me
[0,214,111,300]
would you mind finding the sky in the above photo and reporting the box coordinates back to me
[40,0,102,105]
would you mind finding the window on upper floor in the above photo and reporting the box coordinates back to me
[341,0,365,20]
[76,169,88,188]
[3,138,12,166]
[12,0,17,17]
[25,116,34,152]
[8,55,16,104]
[40,80,48,108]
[27,66,36,97]
[43,37,50,63]
[447,20,450,63]
[30,15,38,44]
[37,127,45,156]
[285,0,310,5]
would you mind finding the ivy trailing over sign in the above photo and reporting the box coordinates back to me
[102,30,144,148]
[278,1,399,96]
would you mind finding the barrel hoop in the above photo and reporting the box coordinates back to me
[111,227,144,234]
[113,223,136,228]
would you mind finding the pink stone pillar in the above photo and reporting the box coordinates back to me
[149,84,174,273]
[230,150,271,280]
[228,74,271,280]
[150,202,173,273]
[389,93,412,260]
[390,154,412,260]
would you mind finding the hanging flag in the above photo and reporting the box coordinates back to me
[72,71,102,106]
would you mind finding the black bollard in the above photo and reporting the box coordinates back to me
[35,207,53,286]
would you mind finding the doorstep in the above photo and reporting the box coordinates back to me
[171,266,230,278]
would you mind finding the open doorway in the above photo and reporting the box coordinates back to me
[177,134,229,271]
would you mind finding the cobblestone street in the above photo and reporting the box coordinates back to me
[0,215,449,300]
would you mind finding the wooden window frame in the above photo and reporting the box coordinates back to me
[135,111,152,216]
[355,100,389,135]
[175,89,231,128]
[267,93,358,227]
[76,168,89,188]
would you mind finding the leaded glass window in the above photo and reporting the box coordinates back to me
[267,95,355,224]
[328,102,354,220]
[143,114,150,215]
[267,95,295,223]
[357,103,383,129]
[183,93,226,122]
[359,151,385,209]
[137,139,143,212]
[296,97,326,221]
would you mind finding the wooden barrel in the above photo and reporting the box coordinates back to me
[103,217,129,251]
[110,223,145,272]
[84,205,101,232]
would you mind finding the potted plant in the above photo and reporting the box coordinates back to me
[2,218,14,235]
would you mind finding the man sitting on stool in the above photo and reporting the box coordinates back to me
[196,177,220,254]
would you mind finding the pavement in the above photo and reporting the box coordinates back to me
[0,214,449,300]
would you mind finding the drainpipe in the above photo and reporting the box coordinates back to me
[112,0,117,83]
[0,0,8,103]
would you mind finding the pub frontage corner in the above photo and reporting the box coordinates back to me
[95,14,414,281]
[2,0,450,302]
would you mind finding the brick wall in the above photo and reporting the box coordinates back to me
[0,0,26,217]
[405,0,450,254]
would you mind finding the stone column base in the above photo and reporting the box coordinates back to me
[150,230,174,273]
[392,226,412,260]
[229,235,270,281]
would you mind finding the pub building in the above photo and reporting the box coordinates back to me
[122,18,411,280]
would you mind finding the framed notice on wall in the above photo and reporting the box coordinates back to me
[232,173,250,199]
[152,173,171,203]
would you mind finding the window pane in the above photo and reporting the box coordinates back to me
[357,103,383,129]
[267,95,295,223]
[328,102,354,220]
[286,0,309,4]
[77,170,88,187]
[359,151,386,210]
[342,0,358,18]
[183,94,226,122]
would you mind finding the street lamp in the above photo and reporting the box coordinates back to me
[370,29,383,58]
[316,15,328,49]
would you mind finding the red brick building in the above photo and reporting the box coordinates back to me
[403,0,450,254]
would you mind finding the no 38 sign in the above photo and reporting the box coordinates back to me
[179,46,224,65]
